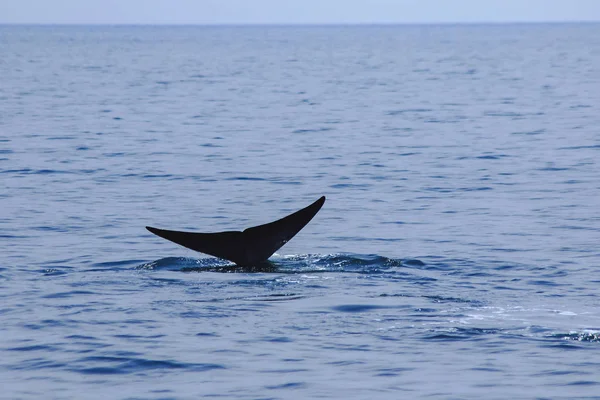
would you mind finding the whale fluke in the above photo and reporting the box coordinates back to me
[146,196,326,265]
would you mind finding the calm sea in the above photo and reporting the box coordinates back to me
[1,23,600,399]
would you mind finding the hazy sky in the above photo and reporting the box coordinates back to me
[1,0,599,24]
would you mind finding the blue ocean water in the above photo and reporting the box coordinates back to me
[1,23,600,399]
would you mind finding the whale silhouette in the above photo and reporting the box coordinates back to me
[146,196,326,266]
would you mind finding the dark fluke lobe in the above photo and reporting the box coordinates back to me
[146,196,326,266]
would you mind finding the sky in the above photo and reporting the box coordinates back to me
[1,0,599,25]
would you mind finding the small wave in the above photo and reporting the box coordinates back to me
[292,127,333,134]
[512,129,545,135]
[7,344,55,352]
[42,290,98,299]
[386,108,433,115]
[39,267,73,276]
[332,304,390,313]
[225,176,266,181]
[265,382,306,390]
[91,259,149,270]
[423,294,478,304]
[0,168,73,175]
[137,257,231,271]
[292,254,402,269]
[559,145,600,150]
[71,356,225,375]
[424,327,501,341]
[548,331,600,343]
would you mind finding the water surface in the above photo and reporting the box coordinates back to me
[1,23,600,399]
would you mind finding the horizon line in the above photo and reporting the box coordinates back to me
[1,20,599,27]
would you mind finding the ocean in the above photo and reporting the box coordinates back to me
[1,23,600,399]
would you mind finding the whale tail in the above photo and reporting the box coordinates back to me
[146,196,326,265]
